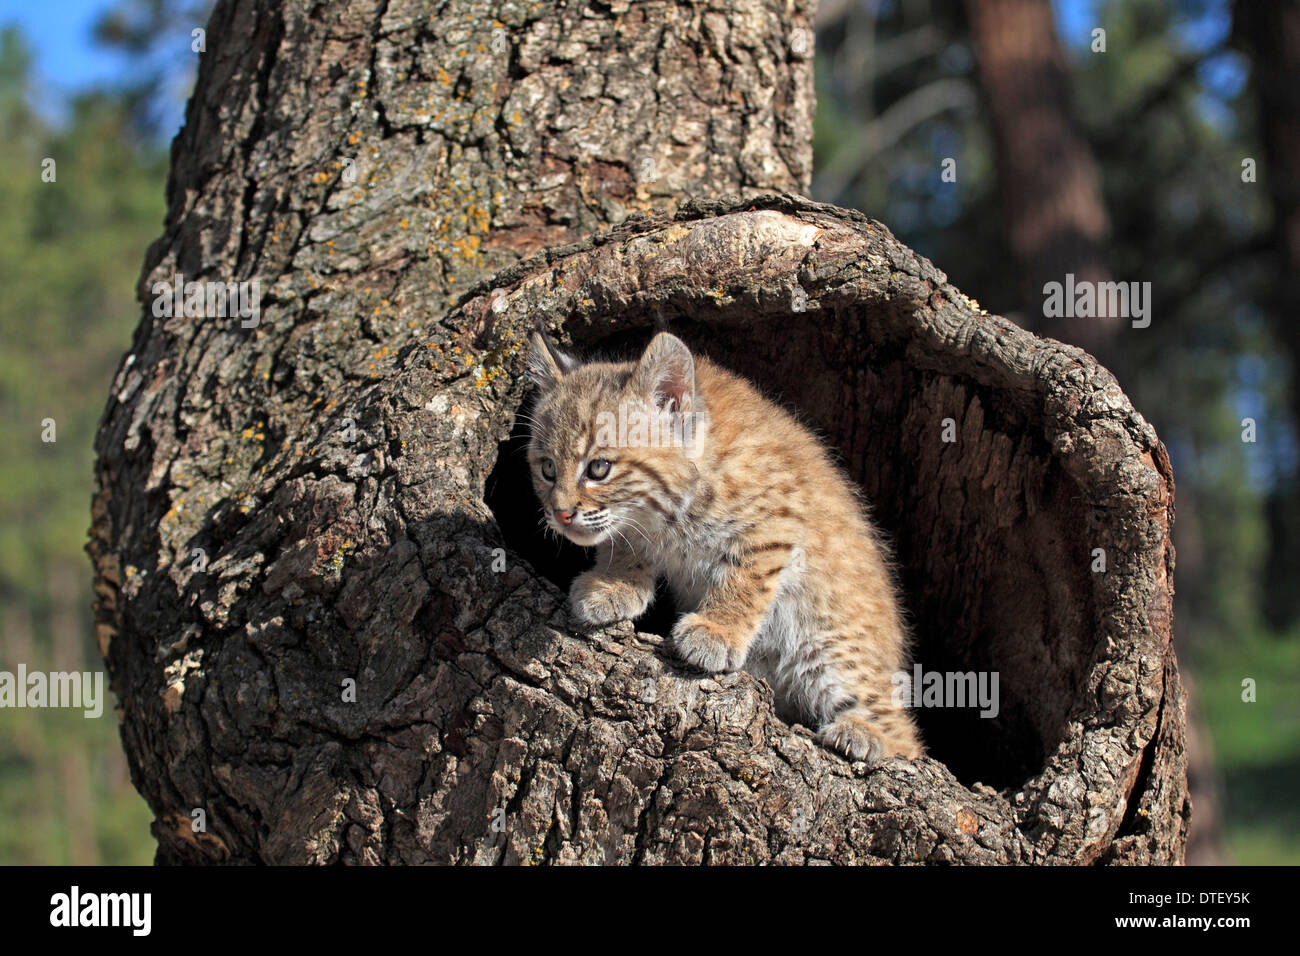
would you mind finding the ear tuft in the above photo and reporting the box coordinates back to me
[631,332,695,414]
[528,330,577,391]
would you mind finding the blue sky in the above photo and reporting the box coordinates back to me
[2,1,128,97]
[1,0,193,132]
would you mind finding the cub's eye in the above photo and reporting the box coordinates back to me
[540,458,556,481]
[586,459,611,481]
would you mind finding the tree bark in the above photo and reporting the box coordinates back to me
[89,0,1187,864]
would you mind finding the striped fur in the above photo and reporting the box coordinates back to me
[526,331,923,763]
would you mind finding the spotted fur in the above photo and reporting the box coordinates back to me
[526,330,923,763]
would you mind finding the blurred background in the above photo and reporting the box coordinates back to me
[1,0,1296,864]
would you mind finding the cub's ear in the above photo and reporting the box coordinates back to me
[528,329,577,391]
[631,332,695,414]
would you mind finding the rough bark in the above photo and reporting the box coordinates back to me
[89,0,1187,864]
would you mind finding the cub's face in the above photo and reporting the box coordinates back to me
[525,331,703,547]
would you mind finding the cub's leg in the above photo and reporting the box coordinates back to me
[672,544,792,672]
[569,541,656,626]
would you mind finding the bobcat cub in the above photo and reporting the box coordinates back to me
[526,330,923,763]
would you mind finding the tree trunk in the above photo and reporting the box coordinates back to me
[962,0,1115,361]
[1234,0,1300,434]
[1233,0,1300,631]
[89,0,1187,864]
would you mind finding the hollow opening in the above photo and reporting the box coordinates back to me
[484,306,1096,792]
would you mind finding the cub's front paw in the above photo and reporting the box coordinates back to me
[817,706,922,765]
[569,571,651,626]
[817,715,886,765]
[671,613,749,672]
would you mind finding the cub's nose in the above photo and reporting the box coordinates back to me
[554,508,575,526]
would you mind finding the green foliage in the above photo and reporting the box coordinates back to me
[0,25,161,864]
[1191,628,1300,864]
[0,694,155,865]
